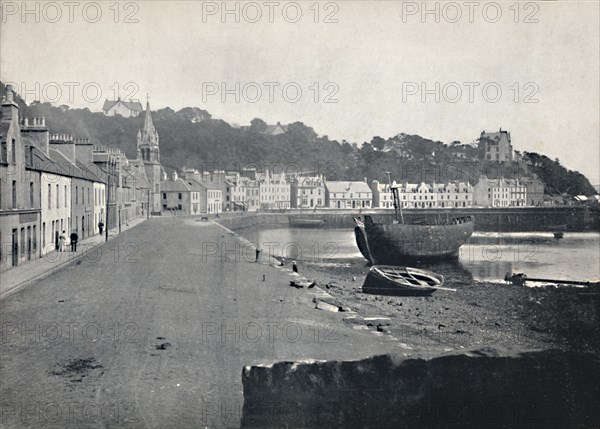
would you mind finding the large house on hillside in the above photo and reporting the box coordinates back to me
[479,128,513,162]
[102,98,144,117]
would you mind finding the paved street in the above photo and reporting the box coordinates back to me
[1,217,399,429]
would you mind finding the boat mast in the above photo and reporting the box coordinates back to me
[386,171,404,224]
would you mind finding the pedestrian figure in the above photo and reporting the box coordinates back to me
[292,261,298,273]
[255,246,261,262]
[58,231,66,252]
[98,221,104,234]
[70,231,79,252]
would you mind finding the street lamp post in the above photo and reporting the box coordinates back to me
[105,171,110,242]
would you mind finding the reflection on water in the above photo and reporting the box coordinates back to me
[239,226,600,283]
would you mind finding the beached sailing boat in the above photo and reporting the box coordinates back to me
[354,180,474,265]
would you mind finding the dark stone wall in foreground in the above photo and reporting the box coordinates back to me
[241,348,600,429]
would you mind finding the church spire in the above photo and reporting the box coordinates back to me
[142,100,158,146]
[138,97,160,163]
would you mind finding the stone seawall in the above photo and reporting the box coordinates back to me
[241,348,600,429]
[217,206,599,232]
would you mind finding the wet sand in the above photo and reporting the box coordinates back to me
[297,260,600,356]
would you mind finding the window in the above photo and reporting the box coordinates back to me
[64,185,67,207]
[178,193,182,199]
[163,193,166,199]
[48,185,52,209]
[20,228,25,256]
[30,182,34,207]
[42,223,46,247]
[11,139,16,164]
[12,180,17,208]
[56,184,59,208]
[76,186,78,204]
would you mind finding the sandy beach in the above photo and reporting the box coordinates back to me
[297,260,600,356]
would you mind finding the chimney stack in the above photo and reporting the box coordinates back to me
[1,85,19,123]
[74,138,93,166]
[49,134,77,166]
[21,116,50,155]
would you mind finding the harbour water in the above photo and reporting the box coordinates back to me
[239,227,600,283]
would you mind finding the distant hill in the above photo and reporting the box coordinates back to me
[1,82,596,196]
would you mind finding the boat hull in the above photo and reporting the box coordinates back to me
[362,266,443,296]
[289,218,325,227]
[355,218,474,264]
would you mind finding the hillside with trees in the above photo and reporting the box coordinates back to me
[1,82,596,196]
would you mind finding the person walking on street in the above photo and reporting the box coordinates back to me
[70,231,78,252]
[255,246,262,262]
[98,221,104,234]
[58,231,66,252]
[292,261,298,273]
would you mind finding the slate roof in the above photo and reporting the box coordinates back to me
[326,181,372,194]
[102,99,144,113]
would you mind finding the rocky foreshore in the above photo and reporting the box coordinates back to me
[298,260,600,356]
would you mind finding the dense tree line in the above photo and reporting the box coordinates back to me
[2,82,595,196]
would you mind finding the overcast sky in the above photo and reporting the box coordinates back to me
[2,1,599,183]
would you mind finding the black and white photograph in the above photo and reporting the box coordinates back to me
[1,1,599,428]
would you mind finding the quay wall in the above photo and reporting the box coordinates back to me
[241,348,600,429]
[217,206,599,232]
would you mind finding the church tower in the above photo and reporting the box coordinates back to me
[138,100,163,212]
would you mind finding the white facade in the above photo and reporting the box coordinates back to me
[326,181,373,209]
[103,100,143,117]
[93,182,106,235]
[207,189,222,214]
[473,177,527,207]
[392,181,473,209]
[294,175,325,208]
[41,173,71,255]
[259,171,290,210]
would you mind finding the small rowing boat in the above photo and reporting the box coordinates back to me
[290,218,326,227]
[362,265,453,296]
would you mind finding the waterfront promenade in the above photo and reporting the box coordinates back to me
[0,216,400,429]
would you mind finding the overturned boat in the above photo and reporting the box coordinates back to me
[362,265,449,296]
[354,182,474,264]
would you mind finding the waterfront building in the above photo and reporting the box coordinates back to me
[373,179,473,209]
[437,181,473,208]
[291,175,325,209]
[225,171,247,211]
[521,177,545,207]
[258,170,290,210]
[161,171,206,214]
[473,176,527,207]
[478,128,513,162]
[180,169,224,214]
[325,181,372,209]
[102,98,143,117]
[371,180,394,209]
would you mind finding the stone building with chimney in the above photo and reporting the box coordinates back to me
[479,128,514,162]
[0,86,41,271]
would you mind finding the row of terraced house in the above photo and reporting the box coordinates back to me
[0,86,161,272]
